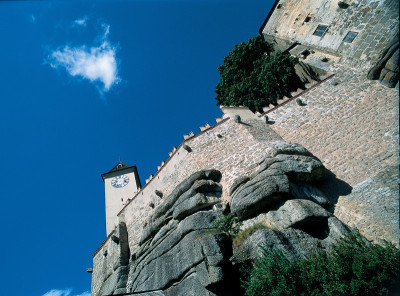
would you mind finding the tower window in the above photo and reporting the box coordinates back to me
[313,25,328,37]
[343,31,358,43]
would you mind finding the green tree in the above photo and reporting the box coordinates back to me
[215,36,300,112]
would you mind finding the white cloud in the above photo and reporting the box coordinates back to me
[42,289,90,296]
[75,292,90,296]
[73,17,88,27]
[42,289,71,296]
[47,24,120,93]
[30,15,36,23]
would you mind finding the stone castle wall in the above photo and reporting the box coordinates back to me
[91,71,398,296]
[266,67,398,187]
[261,0,399,70]
[92,1,399,293]
[92,113,285,294]
[334,165,399,245]
[92,64,399,294]
[264,64,399,244]
[119,116,283,255]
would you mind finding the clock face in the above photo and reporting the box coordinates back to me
[111,175,129,188]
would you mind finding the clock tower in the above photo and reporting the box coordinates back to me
[101,161,142,235]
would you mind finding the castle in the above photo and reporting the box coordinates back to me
[90,1,399,295]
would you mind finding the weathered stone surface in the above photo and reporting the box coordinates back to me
[294,61,323,84]
[289,181,331,206]
[230,143,325,220]
[153,170,222,221]
[173,192,220,221]
[98,266,129,296]
[229,176,250,196]
[94,222,131,296]
[265,63,398,248]
[164,272,211,296]
[128,211,231,295]
[140,172,222,245]
[265,141,315,158]
[322,216,352,247]
[232,228,325,263]
[334,165,400,246]
[230,173,290,220]
[368,33,399,88]
[262,199,331,230]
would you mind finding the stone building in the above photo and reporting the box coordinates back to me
[260,0,399,87]
[90,1,399,295]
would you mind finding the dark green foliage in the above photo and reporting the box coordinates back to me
[211,213,242,238]
[241,232,400,296]
[215,36,300,112]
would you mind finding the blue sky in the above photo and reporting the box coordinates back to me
[0,1,274,295]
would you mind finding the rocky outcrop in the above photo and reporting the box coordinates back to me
[129,213,231,295]
[125,170,235,296]
[229,142,351,266]
[230,141,326,220]
[97,222,130,296]
[98,144,354,296]
[254,199,331,230]
[140,170,222,246]
[232,228,325,263]
[233,215,351,264]
[367,32,399,88]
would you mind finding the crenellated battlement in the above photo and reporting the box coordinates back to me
[91,1,399,294]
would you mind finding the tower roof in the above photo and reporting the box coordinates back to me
[101,161,139,182]
[108,161,130,173]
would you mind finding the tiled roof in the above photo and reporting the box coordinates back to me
[108,161,131,173]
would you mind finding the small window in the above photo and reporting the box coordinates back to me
[304,16,311,22]
[301,50,311,58]
[277,4,282,9]
[313,25,328,37]
[343,31,358,43]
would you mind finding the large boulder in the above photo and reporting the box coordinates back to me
[241,199,331,231]
[230,172,290,220]
[264,199,331,230]
[368,33,399,88]
[140,171,222,245]
[125,170,233,295]
[230,142,325,220]
[289,181,331,207]
[232,215,352,265]
[128,211,233,295]
[232,228,325,263]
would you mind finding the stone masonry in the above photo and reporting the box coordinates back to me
[266,67,398,187]
[264,63,398,245]
[261,0,399,72]
[334,165,399,245]
[92,112,285,295]
[92,1,399,294]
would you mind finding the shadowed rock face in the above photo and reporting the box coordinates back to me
[230,142,351,266]
[230,141,326,220]
[100,144,352,296]
[97,222,131,296]
[367,32,399,88]
[126,170,235,296]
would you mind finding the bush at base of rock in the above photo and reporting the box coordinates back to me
[241,232,400,296]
